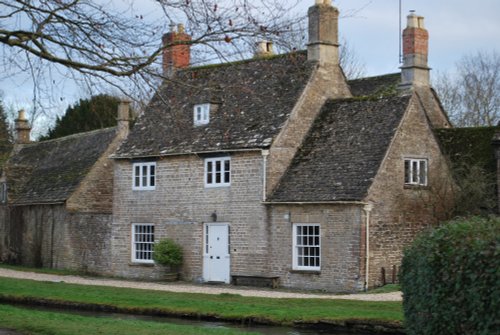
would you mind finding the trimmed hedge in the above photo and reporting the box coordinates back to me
[400,217,500,335]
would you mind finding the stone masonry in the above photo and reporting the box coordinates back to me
[268,204,366,292]
[365,93,454,287]
[111,151,268,280]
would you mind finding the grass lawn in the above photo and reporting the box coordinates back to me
[0,304,259,335]
[0,277,403,326]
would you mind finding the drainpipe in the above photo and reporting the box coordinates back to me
[363,203,373,291]
[261,150,269,202]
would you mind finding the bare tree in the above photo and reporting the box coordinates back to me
[1,0,368,136]
[339,37,365,79]
[434,50,499,127]
[0,0,303,129]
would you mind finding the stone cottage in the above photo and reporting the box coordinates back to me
[109,0,453,291]
[0,103,130,273]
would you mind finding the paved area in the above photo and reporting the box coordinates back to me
[0,268,401,301]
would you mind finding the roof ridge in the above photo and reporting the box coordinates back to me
[348,72,400,82]
[178,50,308,72]
[31,127,117,146]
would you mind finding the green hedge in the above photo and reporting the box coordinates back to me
[400,217,500,335]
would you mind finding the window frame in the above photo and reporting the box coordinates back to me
[292,223,321,271]
[131,223,155,264]
[132,162,156,190]
[193,103,210,126]
[0,182,6,204]
[204,156,231,188]
[404,158,428,186]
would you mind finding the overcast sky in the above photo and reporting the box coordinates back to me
[330,0,500,76]
[1,0,499,132]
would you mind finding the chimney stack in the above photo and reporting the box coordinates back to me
[400,12,430,87]
[307,0,339,65]
[117,100,131,139]
[15,110,31,144]
[254,41,274,58]
[162,23,191,77]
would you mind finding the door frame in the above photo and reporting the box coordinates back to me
[202,222,231,283]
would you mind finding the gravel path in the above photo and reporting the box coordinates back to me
[0,268,401,301]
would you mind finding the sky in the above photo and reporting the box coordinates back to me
[1,0,499,135]
[329,0,500,76]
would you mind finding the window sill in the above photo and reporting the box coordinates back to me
[290,269,321,275]
[404,184,430,190]
[128,262,155,267]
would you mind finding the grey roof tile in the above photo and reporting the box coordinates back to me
[6,128,116,205]
[348,73,400,97]
[270,95,412,202]
[114,53,315,158]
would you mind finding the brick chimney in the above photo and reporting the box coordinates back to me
[400,12,430,87]
[15,109,31,144]
[117,100,130,139]
[162,23,191,76]
[307,0,339,65]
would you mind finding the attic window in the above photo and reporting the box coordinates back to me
[404,158,428,186]
[194,103,210,126]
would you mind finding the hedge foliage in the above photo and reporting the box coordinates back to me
[400,217,499,335]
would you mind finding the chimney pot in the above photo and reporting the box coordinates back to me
[307,0,339,65]
[162,22,191,76]
[117,100,131,139]
[15,109,31,144]
[255,40,274,58]
[400,12,430,87]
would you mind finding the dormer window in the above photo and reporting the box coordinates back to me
[194,104,210,126]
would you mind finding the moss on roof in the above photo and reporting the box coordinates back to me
[6,127,117,205]
[348,73,401,98]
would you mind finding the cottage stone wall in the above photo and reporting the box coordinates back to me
[414,87,451,129]
[365,93,454,288]
[0,204,112,273]
[268,204,365,292]
[111,151,267,280]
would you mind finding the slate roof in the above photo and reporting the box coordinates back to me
[348,73,400,97]
[114,52,315,158]
[6,127,116,205]
[270,94,412,202]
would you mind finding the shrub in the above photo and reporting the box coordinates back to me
[400,217,499,335]
[153,239,183,268]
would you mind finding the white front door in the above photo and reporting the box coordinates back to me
[203,223,230,283]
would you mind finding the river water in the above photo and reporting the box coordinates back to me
[28,305,359,335]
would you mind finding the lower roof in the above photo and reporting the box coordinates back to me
[6,127,116,205]
[270,94,412,202]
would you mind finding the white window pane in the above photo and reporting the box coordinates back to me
[132,224,155,262]
[205,158,230,187]
[419,160,427,185]
[294,224,320,270]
